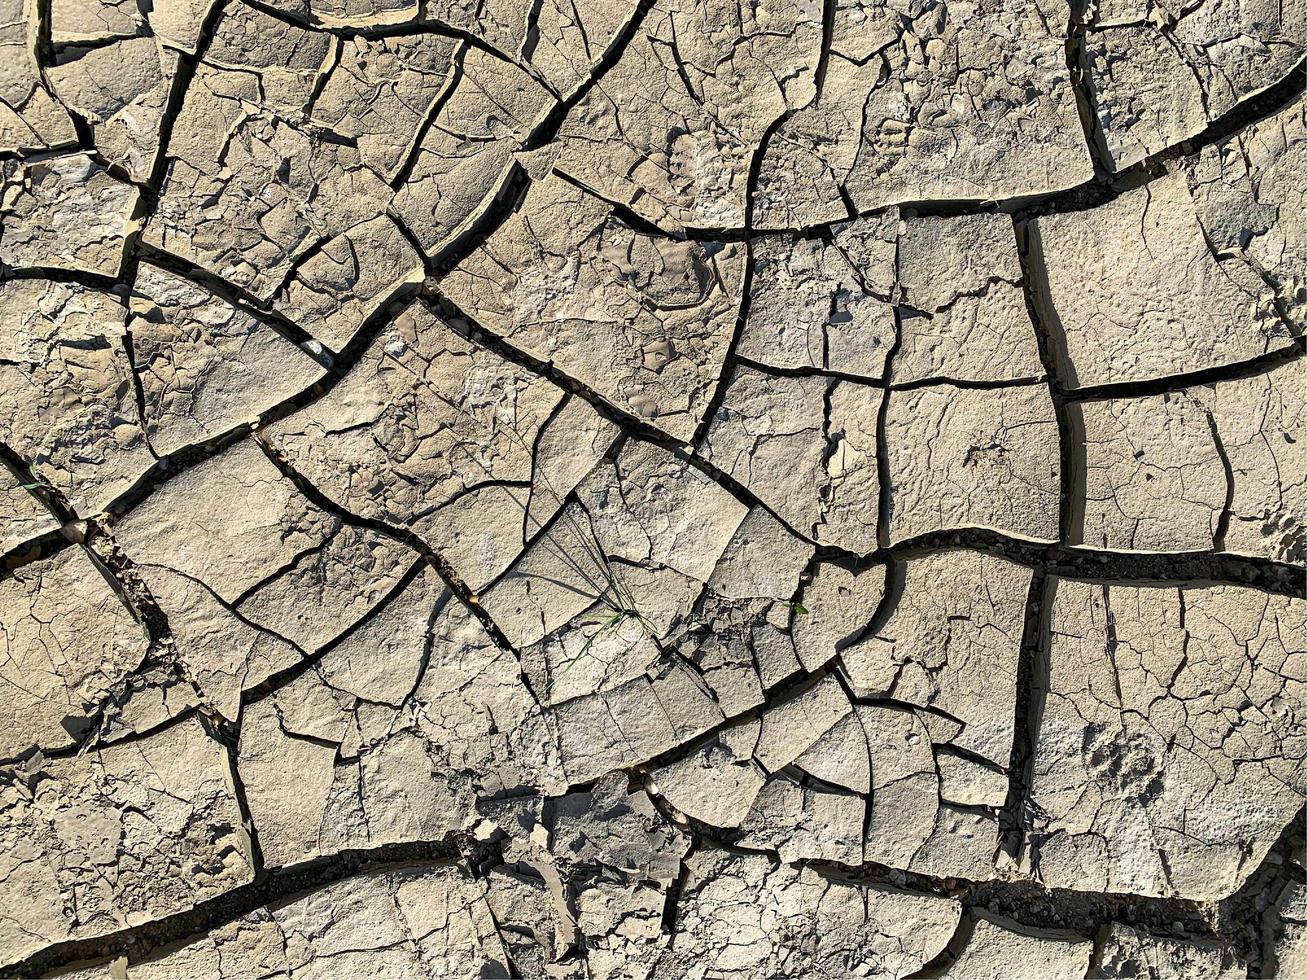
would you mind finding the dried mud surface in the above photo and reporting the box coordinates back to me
[0,0,1304,976]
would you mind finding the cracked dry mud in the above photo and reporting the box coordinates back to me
[0,0,1303,978]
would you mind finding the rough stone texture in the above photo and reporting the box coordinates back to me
[2,4,1305,976]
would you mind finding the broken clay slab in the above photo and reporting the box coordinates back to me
[441,173,746,441]
[0,716,254,969]
[1083,0,1305,172]
[0,544,148,760]
[1028,577,1307,902]
[1071,361,1305,563]
[0,279,154,517]
[1032,172,1294,389]
[754,0,1094,228]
